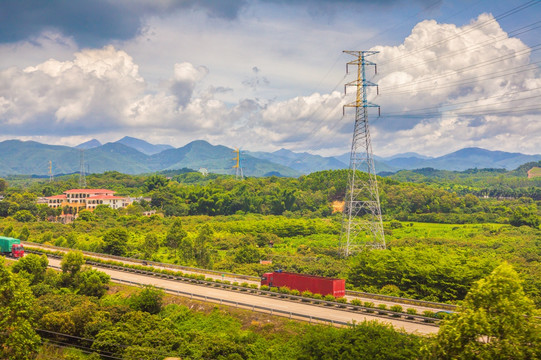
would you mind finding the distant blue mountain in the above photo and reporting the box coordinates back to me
[116,136,174,155]
[75,139,102,149]
[386,147,541,171]
[2,137,540,177]
[382,152,432,161]
[247,148,348,174]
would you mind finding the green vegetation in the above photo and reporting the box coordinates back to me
[2,254,424,359]
[422,263,541,359]
[0,168,540,308]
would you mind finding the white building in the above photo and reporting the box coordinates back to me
[45,189,132,212]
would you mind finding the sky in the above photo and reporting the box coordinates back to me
[0,0,540,157]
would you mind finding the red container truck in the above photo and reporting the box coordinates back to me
[261,271,345,297]
[0,236,25,258]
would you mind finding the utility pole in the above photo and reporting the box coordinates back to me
[232,148,244,179]
[79,149,86,188]
[340,50,385,256]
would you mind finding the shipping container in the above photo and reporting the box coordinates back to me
[261,271,345,297]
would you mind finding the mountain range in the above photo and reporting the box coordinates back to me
[0,137,540,177]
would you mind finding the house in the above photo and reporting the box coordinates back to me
[44,189,132,212]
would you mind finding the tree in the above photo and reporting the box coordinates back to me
[165,219,187,258]
[234,245,263,264]
[77,209,97,221]
[142,233,160,259]
[77,268,110,298]
[194,224,213,268]
[18,226,30,241]
[0,257,41,359]
[422,262,541,359]
[0,177,6,192]
[102,228,129,256]
[510,205,540,228]
[129,285,164,314]
[13,210,35,222]
[11,253,49,285]
[61,251,85,276]
[3,224,13,237]
[145,174,169,192]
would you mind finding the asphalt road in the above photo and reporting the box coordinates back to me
[25,243,451,314]
[47,257,439,335]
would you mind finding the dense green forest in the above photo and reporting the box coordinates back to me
[0,169,540,306]
[1,167,540,358]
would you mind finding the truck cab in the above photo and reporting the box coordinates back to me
[11,244,24,258]
[261,272,274,287]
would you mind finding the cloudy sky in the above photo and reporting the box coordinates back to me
[1,0,540,157]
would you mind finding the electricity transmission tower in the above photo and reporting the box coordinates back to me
[232,148,244,179]
[340,50,386,257]
[79,149,87,188]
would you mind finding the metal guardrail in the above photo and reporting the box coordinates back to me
[345,290,458,311]
[111,277,352,327]
[25,242,456,312]
[22,241,259,281]
[36,250,440,326]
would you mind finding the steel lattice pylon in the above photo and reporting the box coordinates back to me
[340,50,385,257]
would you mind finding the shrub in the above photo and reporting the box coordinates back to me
[377,303,387,310]
[240,282,249,288]
[390,305,403,317]
[406,308,417,315]
[249,284,259,289]
[423,310,435,318]
[301,290,313,298]
[350,299,362,306]
[270,287,279,293]
[363,301,374,308]
[312,293,323,300]
[324,295,336,302]
[290,289,300,296]
[232,282,239,286]
[129,285,164,314]
[336,297,348,304]
[279,286,291,294]
[260,285,270,291]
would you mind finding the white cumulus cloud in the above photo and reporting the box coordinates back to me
[370,13,541,156]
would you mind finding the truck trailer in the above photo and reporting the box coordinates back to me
[261,271,345,297]
[0,236,24,258]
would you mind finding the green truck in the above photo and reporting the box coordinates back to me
[0,236,25,258]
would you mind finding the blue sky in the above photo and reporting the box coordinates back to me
[0,0,540,157]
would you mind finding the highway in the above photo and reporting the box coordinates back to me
[24,242,456,315]
[45,256,439,335]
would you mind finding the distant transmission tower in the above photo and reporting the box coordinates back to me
[340,50,385,256]
[79,149,87,188]
[48,160,54,182]
[232,148,244,179]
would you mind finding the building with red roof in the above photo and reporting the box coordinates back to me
[45,189,132,212]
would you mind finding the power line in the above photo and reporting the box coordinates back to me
[381,104,541,119]
[379,59,541,96]
[379,43,541,93]
[384,19,541,75]
[383,87,541,116]
[378,0,541,66]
